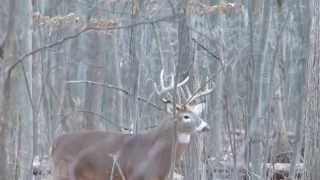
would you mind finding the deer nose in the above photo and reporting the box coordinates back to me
[201,125,210,132]
[195,120,210,132]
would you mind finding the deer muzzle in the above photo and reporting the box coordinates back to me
[195,120,210,132]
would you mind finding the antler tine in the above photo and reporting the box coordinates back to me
[187,85,214,104]
[185,86,193,100]
[177,76,189,88]
[153,69,174,96]
[177,76,190,104]
[178,85,191,102]
[154,70,192,105]
[154,70,190,95]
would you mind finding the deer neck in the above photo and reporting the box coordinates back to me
[152,118,191,160]
[175,132,191,160]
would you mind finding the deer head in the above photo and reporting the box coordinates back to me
[154,69,212,137]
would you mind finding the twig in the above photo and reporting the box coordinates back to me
[192,38,221,62]
[54,109,123,130]
[110,154,116,180]
[66,80,164,111]
[187,53,241,104]
[109,153,126,180]
[66,80,130,95]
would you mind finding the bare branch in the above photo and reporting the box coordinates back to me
[66,80,130,95]
[66,80,163,111]
[6,14,183,76]
[6,26,91,75]
[192,38,222,64]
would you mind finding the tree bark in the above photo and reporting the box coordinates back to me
[0,0,16,179]
[129,0,142,134]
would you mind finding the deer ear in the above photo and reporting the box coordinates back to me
[191,103,205,115]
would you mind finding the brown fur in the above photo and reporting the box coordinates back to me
[70,110,207,180]
[51,130,130,180]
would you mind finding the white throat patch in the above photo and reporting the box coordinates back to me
[177,133,191,144]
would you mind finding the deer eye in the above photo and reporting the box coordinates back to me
[183,115,190,119]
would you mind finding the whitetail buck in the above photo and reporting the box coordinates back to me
[69,70,212,180]
[50,70,193,180]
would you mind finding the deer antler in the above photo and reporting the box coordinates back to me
[186,85,214,104]
[154,69,174,96]
[154,69,189,103]
[177,76,189,87]
[154,69,213,105]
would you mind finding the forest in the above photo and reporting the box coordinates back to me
[0,0,319,180]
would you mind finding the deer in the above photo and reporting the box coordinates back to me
[50,70,193,180]
[69,70,213,180]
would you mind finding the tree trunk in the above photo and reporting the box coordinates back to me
[0,0,17,179]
